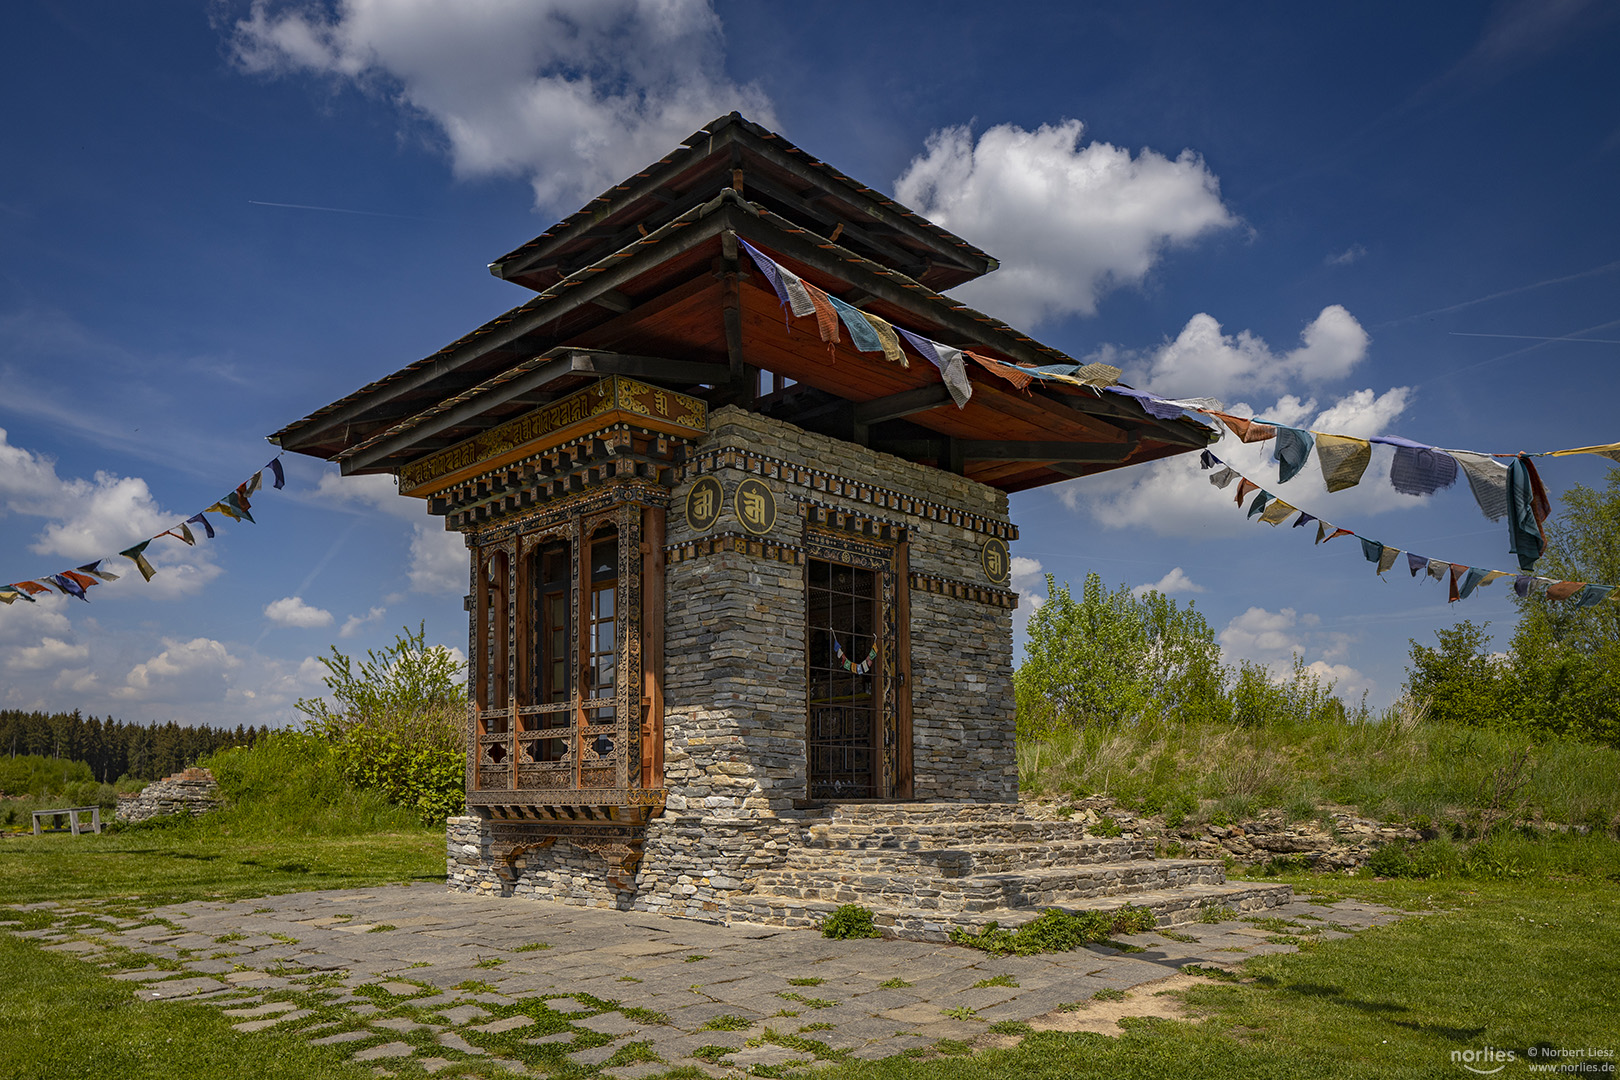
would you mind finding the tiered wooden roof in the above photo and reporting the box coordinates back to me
[272,113,1212,492]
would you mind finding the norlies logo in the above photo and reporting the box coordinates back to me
[1453,1047,1516,1075]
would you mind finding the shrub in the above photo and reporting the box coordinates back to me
[297,624,467,824]
[820,904,881,939]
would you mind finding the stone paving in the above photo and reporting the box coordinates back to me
[3,883,1399,1077]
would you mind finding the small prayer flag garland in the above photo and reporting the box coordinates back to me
[832,638,879,675]
[1200,451,1615,608]
[0,457,285,606]
[738,239,1613,580]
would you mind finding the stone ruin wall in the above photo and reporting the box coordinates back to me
[449,406,1021,914]
[115,767,220,823]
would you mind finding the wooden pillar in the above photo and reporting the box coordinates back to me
[640,506,666,791]
[895,541,914,799]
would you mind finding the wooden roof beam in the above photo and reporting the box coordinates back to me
[852,384,955,425]
[338,351,728,474]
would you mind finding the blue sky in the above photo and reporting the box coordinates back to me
[3,1,1618,727]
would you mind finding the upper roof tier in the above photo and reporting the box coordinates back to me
[271,115,1214,493]
[488,112,998,295]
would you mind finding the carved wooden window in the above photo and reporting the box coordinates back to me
[470,499,664,807]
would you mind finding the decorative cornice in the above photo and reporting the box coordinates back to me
[682,446,1017,540]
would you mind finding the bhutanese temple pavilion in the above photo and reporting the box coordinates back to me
[272,114,1289,933]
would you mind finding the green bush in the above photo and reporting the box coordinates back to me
[201,729,421,836]
[820,904,881,939]
[297,624,467,824]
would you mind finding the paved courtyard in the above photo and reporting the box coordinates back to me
[7,883,1398,1077]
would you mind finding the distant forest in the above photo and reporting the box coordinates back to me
[0,710,261,784]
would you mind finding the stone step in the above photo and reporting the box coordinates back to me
[747,858,1227,914]
[796,819,1126,846]
[779,837,1152,877]
[729,879,1294,942]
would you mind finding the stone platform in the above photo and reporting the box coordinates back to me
[450,801,1292,942]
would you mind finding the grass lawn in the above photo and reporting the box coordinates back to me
[2,826,1616,1079]
[0,826,443,908]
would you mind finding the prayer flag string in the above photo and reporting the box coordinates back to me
[1199,451,1616,608]
[0,455,286,606]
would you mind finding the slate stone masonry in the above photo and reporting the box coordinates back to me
[449,406,1028,916]
[115,767,221,823]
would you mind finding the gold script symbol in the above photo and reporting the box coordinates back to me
[983,538,1010,584]
[734,479,776,535]
[686,477,723,533]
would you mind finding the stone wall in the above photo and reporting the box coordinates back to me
[115,767,220,823]
[450,405,1024,912]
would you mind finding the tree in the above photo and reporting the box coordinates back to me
[1016,573,1227,734]
[1407,471,1620,745]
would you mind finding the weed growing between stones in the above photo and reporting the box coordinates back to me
[877,977,912,989]
[510,941,550,952]
[940,1006,980,1021]
[787,977,824,986]
[365,923,396,933]
[948,905,1156,957]
[989,1020,1035,1035]
[698,1014,754,1032]
[1182,963,1241,981]
[972,974,1019,988]
[1198,902,1237,923]
[819,903,881,939]
[1091,988,1127,1002]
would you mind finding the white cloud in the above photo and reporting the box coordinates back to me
[6,636,89,671]
[340,605,387,638]
[0,428,222,600]
[313,470,416,520]
[1130,305,1370,400]
[1132,567,1205,597]
[231,0,774,210]
[1217,606,1372,700]
[1009,555,1047,633]
[116,637,242,701]
[264,595,335,628]
[409,522,467,594]
[894,120,1235,326]
[1325,243,1366,266]
[1059,386,1418,537]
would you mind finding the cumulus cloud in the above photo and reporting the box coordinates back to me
[340,605,387,638]
[1129,305,1370,400]
[116,637,241,701]
[1009,555,1047,634]
[1132,567,1205,597]
[409,522,467,593]
[6,636,90,671]
[0,428,222,599]
[894,120,1236,326]
[264,595,335,628]
[231,0,773,210]
[312,470,416,520]
[1217,606,1371,700]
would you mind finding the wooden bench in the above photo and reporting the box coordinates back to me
[31,806,102,836]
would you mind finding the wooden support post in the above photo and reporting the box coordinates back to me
[895,541,913,800]
[641,506,666,791]
[719,231,753,408]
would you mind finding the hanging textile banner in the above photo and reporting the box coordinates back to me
[1201,451,1616,606]
[1,455,286,606]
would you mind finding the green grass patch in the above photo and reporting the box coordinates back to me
[787,976,825,986]
[698,1013,754,1032]
[776,991,836,1009]
[988,1020,1034,1035]
[364,923,395,933]
[1091,987,1128,1002]
[511,941,550,952]
[949,905,1156,957]
[971,974,1019,988]
[877,977,912,989]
